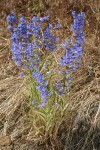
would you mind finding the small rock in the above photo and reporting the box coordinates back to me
[0,136,11,146]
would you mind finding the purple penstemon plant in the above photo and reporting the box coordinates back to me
[7,10,85,141]
[7,12,60,107]
[58,11,85,92]
[7,11,85,106]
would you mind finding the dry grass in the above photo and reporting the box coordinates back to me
[0,0,100,149]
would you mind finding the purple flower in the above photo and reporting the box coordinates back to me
[54,24,60,29]
[32,72,50,106]
[59,11,85,89]
[66,84,70,89]
[40,16,49,22]
[38,99,47,108]
[43,24,59,52]
[56,81,65,96]
[7,12,17,23]
[19,72,24,77]
[32,100,37,105]
[18,16,27,38]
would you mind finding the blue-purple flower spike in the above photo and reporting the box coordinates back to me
[59,11,85,89]
[7,11,17,23]
[32,72,50,107]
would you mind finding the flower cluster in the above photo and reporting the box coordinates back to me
[32,72,50,107]
[56,81,65,95]
[7,11,17,23]
[43,23,60,52]
[7,12,59,107]
[7,11,85,106]
[59,11,85,89]
[7,13,59,67]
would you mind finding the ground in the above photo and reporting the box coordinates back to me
[0,0,100,150]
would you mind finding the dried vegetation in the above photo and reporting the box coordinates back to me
[0,0,100,150]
